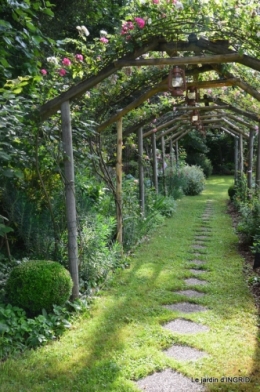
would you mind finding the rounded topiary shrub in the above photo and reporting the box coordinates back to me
[228,184,236,200]
[179,165,206,196]
[5,260,73,315]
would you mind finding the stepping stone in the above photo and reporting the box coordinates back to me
[185,278,208,286]
[163,318,210,334]
[188,259,206,265]
[164,344,208,361]
[164,302,207,313]
[194,235,209,240]
[192,253,205,257]
[192,244,206,250]
[175,289,205,298]
[189,269,206,275]
[136,369,206,391]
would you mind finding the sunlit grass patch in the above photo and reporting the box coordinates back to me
[0,176,259,392]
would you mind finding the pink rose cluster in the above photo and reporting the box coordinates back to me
[120,17,146,36]
[121,21,134,35]
[134,17,146,29]
[75,54,83,61]
[62,57,72,66]
[40,54,84,77]
[100,37,109,44]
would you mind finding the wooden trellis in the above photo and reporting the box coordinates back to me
[38,34,260,299]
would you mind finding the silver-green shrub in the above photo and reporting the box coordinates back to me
[178,165,206,196]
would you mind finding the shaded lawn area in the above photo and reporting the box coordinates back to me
[0,176,259,392]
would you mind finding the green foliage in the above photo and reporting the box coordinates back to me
[5,260,73,315]
[0,0,54,85]
[228,184,236,200]
[164,169,185,199]
[194,155,213,178]
[178,165,206,196]
[122,178,176,250]
[0,298,88,360]
[237,197,260,244]
[77,214,123,291]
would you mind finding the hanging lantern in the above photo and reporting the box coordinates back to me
[186,86,198,106]
[168,66,186,96]
[191,109,200,125]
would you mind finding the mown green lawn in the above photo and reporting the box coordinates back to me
[0,176,259,392]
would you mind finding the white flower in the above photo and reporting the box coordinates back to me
[81,25,90,36]
[100,30,108,36]
[47,56,58,65]
[257,31,260,38]
[147,18,152,25]
[175,1,184,10]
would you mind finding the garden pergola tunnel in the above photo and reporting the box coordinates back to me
[38,33,260,299]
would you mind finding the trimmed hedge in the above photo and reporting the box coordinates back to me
[5,260,73,315]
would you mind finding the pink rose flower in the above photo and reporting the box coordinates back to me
[134,17,146,29]
[100,37,108,43]
[59,68,66,76]
[75,54,83,61]
[40,69,47,76]
[121,21,134,35]
[62,58,71,66]
[153,0,159,3]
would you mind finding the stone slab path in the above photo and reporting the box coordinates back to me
[136,201,214,392]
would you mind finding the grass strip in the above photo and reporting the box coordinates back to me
[0,176,259,392]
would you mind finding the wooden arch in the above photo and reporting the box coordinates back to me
[38,29,260,298]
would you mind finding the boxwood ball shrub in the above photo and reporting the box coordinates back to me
[5,260,73,315]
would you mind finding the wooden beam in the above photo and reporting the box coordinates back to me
[143,114,187,138]
[220,126,239,139]
[177,105,229,111]
[114,54,243,68]
[202,97,259,122]
[97,84,164,132]
[195,37,260,73]
[225,113,257,131]
[156,122,189,140]
[39,39,160,121]
[222,118,249,138]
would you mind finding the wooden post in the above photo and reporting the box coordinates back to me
[161,134,167,196]
[176,140,179,170]
[247,129,254,189]
[239,134,244,176]
[138,127,145,214]
[116,117,123,244]
[256,125,260,194]
[234,137,238,184]
[169,139,174,170]
[61,101,79,300]
[152,133,158,193]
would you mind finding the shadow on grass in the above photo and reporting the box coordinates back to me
[1,175,260,392]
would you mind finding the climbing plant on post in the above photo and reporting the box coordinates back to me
[61,101,79,299]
